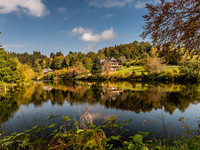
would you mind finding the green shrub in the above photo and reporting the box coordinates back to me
[0,116,200,150]
[179,62,200,82]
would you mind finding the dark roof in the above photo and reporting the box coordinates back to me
[100,57,118,64]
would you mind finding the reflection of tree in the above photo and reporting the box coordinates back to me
[1,81,200,126]
[0,93,19,125]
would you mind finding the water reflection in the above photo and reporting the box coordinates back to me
[1,81,200,124]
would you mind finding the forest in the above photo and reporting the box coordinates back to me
[0,40,199,84]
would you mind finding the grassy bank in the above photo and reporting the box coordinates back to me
[81,66,199,83]
[42,65,200,83]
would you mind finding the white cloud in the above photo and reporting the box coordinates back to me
[72,27,92,34]
[58,7,67,13]
[0,0,48,17]
[88,0,133,8]
[4,44,26,48]
[74,27,117,42]
[134,1,147,9]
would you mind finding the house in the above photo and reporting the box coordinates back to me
[43,68,53,74]
[100,57,123,72]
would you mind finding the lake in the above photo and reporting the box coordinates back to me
[0,81,200,138]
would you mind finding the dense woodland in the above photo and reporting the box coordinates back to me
[9,41,152,72]
[0,40,199,83]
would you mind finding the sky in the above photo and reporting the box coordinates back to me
[0,0,159,56]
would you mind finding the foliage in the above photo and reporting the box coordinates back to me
[43,63,89,81]
[143,47,164,73]
[0,49,34,83]
[0,49,17,82]
[9,41,152,74]
[158,43,182,65]
[143,55,163,73]
[179,61,200,82]
[141,0,200,51]
[91,56,102,75]
[0,115,200,150]
[50,55,64,70]
[4,38,200,83]
[10,51,47,71]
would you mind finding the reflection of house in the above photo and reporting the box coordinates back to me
[101,86,123,101]
[100,57,123,72]
[43,68,53,74]
[43,86,53,91]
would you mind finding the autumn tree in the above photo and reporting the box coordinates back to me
[144,47,164,73]
[91,56,102,75]
[118,56,127,65]
[82,57,93,71]
[102,61,111,74]
[41,57,52,69]
[63,55,70,68]
[51,55,64,70]
[86,52,96,61]
[141,0,200,51]
[0,33,34,83]
[73,61,88,76]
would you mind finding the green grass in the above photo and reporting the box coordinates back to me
[116,66,146,76]
[116,66,180,76]
[164,66,180,73]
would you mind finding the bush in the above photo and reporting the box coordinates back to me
[179,62,200,82]
[0,115,200,150]
[143,53,164,73]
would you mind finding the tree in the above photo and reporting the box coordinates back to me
[0,48,17,82]
[143,47,164,73]
[82,57,93,71]
[51,55,64,70]
[33,59,42,73]
[91,57,102,75]
[110,49,120,58]
[102,61,111,74]
[55,51,64,57]
[68,52,79,66]
[179,61,200,82]
[41,57,52,69]
[50,52,55,59]
[138,41,152,53]
[141,0,200,51]
[73,61,88,76]
[86,52,96,61]
[63,55,70,68]
[158,43,181,65]
[0,48,33,83]
[118,56,127,65]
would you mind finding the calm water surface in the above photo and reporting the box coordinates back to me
[0,81,200,138]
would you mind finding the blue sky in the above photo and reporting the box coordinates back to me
[0,0,158,56]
